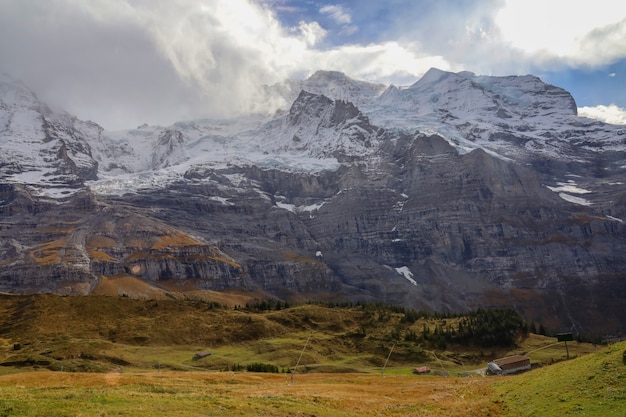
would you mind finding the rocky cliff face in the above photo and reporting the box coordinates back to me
[1,69,625,336]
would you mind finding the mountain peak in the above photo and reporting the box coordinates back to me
[307,70,353,83]
[289,90,334,117]
[266,70,387,110]
[414,67,452,86]
[0,73,41,109]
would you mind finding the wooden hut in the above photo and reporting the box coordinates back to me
[488,355,530,375]
[413,366,431,374]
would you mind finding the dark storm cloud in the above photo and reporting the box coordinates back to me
[0,0,295,129]
[0,0,210,129]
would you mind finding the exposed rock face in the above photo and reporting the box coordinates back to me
[1,69,626,336]
[0,190,246,294]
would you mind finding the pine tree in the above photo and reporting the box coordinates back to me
[538,323,546,335]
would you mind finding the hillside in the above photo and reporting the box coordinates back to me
[0,294,623,416]
[496,340,626,416]
[0,294,598,374]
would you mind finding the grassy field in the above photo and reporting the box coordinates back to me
[495,341,626,416]
[0,371,502,417]
[0,342,624,417]
[0,294,623,416]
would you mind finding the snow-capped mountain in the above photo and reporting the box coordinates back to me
[264,69,387,108]
[247,90,381,159]
[1,69,626,336]
[0,73,100,198]
[5,67,621,206]
[369,68,623,161]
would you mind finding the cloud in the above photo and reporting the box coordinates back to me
[0,0,329,129]
[113,0,324,115]
[319,5,357,36]
[370,0,626,75]
[295,21,327,47]
[578,104,626,125]
[320,5,352,25]
[302,42,455,85]
[494,1,626,68]
[0,0,195,129]
[1,0,625,130]
[0,0,455,129]
[576,18,626,67]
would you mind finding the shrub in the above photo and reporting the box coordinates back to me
[246,362,279,373]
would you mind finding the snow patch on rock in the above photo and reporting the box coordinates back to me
[395,266,417,286]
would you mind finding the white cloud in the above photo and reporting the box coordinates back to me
[130,0,315,102]
[0,0,457,128]
[494,0,626,67]
[320,5,352,25]
[339,25,359,36]
[301,42,455,85]
[1,0,625,130]
[0,0,331,128]
[319,5,357,36]
[578,104,626,125]
[295,21,327,47]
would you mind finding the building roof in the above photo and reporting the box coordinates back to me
[493,355,530,366]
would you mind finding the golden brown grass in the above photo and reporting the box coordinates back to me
[87,249,117,262]
[150,233,202,250]
[29,239,66,265]
[91,275,167,298]
[1,343,623,417]
[85,235,116,249]
[0,371,503,417]
[0,295,599,372]
[285,251,324,265]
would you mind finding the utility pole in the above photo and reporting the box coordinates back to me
[291,332,312,385]
[382,343,395,377]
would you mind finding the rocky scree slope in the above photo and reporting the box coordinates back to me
[0,69,625,336]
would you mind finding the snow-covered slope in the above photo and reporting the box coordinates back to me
[87,89,384,195]
[240,90,381,159]
[367,68,624,160]
[0,73,99,198]
[265,70,387,108]
[2,68,626,202]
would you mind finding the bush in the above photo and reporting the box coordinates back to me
[246,362,279,373]
[230,363,245,372]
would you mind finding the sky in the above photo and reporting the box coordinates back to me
[0,0,625,129]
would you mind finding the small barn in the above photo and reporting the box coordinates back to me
[413,366,431,375]
[487,355,530,375]
[193,351,212,361]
